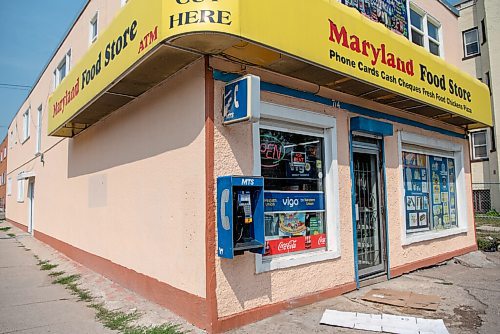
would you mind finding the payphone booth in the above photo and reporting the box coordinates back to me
[217,176,265,259]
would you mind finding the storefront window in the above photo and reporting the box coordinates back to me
[260,128,326,257]
[403,151,458,233]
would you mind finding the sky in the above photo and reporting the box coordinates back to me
[0,0,88,139]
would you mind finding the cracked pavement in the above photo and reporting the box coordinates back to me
[0,230,114,334]
[0,222,202,334]
[230,252,500,334]
[1,220,499,333]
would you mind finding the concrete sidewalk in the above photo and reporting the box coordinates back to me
[0,229,114,333]
[0,222,201,334]
[2,219,499,334]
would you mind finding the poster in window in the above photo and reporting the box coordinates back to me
[421,181,428,193]
[418,212,428,226]
[265,214,280,237]
[342,0,409,37]
[260,128,327,257]
[403,152,430,231]
[406,196,416,210]
[409,212,418,227]
[429,155,457,229]
[447,158,458,226]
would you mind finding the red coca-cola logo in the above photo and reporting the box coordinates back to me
[266,236,305,255]
[318,235,326,246]
[277,239,297,252]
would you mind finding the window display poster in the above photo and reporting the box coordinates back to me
[402,152,430,230]
[260,128,327,257]
[342,0,409,37]
[260,129,323,182]
[429,156,458,229]
[447,158,458,226]
[264,212,326,256]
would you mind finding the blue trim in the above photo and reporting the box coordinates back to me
[381,140,391,280]
[213,71,240,82]
[350,117,394,137]
[343,104,465,139]
[349,133,360,288]
[350,135,390,286]
[212,70,465,140]
[213,70,333,106]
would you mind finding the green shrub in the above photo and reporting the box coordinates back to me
[478,237,497,252]
[485,209,500,217]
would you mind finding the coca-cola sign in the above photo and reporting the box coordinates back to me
[265,234,327,256]
[266,236,305,255]
[314,234,327,247]
[277,239,297,252]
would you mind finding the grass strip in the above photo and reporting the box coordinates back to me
[48,271,65,277]
[91,302,141,331]
[41,263,58,271]
[50,271,184,333]
[53,274,81,285]
[125,324,183,334]
[0,226,11,232]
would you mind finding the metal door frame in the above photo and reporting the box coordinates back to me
[350,134,389,285]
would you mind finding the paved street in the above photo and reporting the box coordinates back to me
[0,229,113,333]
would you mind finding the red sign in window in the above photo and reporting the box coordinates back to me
[265,233,326,256]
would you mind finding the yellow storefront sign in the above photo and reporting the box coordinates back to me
[48,0,492,135]
[48,0,164,135]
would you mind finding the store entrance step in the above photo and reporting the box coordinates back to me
[359,272,387,288]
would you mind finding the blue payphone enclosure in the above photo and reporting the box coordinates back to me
[217,176,265,259]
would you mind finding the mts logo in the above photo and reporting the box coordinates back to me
[283,198,299,208]
[241,179,254,186]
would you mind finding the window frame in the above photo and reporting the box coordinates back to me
[462,27,480,59]
[398,131,469,245]
[408,3,443,58]
[7,177,12,196]
[53,50,71,88]
[36,105,42,154]
[17,178,25,203]
[470,129,488,161]
[22,107,30,143]
[253,102,340,273]
[89,12,99,44]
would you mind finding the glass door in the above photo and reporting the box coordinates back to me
[353,137,386,279]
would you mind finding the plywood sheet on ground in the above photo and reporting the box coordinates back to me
[362,288,440,311]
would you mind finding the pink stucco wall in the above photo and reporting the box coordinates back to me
[7,59,208,298]
[214,88,356,317]
[213,73,476,318]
